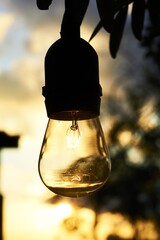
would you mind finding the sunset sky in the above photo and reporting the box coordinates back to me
[0,1,110,239]
[0,1,148,239]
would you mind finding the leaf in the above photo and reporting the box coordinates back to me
[131,0,146,41]
[114,0,133,11]
[96,0,115,33]
[147,0,160,25]
[109,6,128,58]
[36,0,53,10]
[89,21,102,42]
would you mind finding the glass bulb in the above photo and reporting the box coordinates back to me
[38,117,111,198]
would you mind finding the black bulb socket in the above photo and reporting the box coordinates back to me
[42,37,102,120]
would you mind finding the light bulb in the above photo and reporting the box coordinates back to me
[38,34,111,197]
[38,114,111,198]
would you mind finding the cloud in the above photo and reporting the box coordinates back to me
[26,24,61,54]
[3,0,99,30]
[3,0,64,27]
[0,57,43,101]
[0,12,14,42]
[0,58,46,136]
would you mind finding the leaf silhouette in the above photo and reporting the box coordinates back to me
[147,0,160,25]
[36,0,53,10]
[109,5,128,58]
[89,21,102,42]
[131,0,146,40]
[96,0,115,33]
[114,0,133,11]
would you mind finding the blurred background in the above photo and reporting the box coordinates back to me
[0,0,160,239]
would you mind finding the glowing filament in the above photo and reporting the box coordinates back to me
[66,120,80,149]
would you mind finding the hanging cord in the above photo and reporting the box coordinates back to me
[61,0,80,38]
[37,0,89,38]
[61,0,90,38]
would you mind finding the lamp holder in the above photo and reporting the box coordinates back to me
[42,0,102,120]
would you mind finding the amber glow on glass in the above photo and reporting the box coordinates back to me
[38,117,111,198]
[66,120,81,149]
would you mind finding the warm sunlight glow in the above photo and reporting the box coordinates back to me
[4,198,57,240]
[117,130,132,147]
[138,101,159,130]
[96,213,134,239]
[4,198,75,240]
[0,12,14,41]
[127,147,144,165]
[52,204,96,240]
[1,1,159,239]
[53,202,74,223]
[135,220,159,239]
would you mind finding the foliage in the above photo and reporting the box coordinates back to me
[36,0,160,58]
